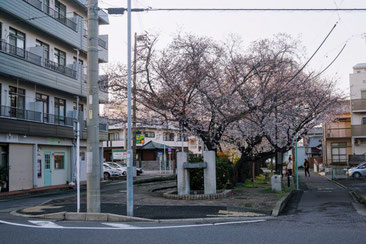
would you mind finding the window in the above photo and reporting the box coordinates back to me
[163,133,175,141]
[73,102,84,112]
[54,153,65,169]
[73,57,84,66]
[9,27,25,57]
[9,86,25,118]
[54,48,66,67]
[361,90,366,99]
[363,117,366,125]
[36,93,49,122]
[108,133,120,141]
[54,97,66,124]
[45,153,51,169]
[331,142,347,164]
[143,131,155,138]
[55,0,66,23]
[177,133,188,141]
[35,40,50,60]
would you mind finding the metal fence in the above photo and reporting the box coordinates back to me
[0,40,76,79]
[22,0,77,31]
[0,105,73,127]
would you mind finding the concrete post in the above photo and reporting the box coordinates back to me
[203,151,216,194]
[177,152,189,195]
[86,0,100,213]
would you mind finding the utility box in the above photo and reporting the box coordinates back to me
[271,174,282,192]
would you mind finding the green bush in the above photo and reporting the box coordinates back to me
[188,154,233,190]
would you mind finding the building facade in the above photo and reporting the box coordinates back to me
[349,63,366,164]
[0,0,109,192]
[103,124,203,170]
[322,101,352,168]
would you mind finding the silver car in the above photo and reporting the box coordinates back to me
[347,162,366,178]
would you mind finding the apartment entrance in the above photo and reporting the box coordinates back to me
[0,144,9,192]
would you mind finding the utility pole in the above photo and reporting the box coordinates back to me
[126,0,134,217]
[86,0,100,213]
[132,32,137,168]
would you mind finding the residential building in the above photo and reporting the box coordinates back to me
[322,101,352,168]
[0,0,109,192]
[103,123,203,171]
[350,63,366,164]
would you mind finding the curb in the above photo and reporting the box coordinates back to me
[272,190,296,217]
[11,210,154,222]
[163,190,231,200]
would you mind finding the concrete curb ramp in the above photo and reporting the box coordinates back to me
[11,211,154,222]
[272,190,296,216]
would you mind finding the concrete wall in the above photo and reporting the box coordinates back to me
[9,144,33,191]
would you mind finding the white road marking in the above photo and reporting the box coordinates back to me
[29,221,62,228]
[0,219,266,230]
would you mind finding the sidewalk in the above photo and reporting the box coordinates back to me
[14,174,294,220]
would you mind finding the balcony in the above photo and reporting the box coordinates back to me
[351,99,366,112]
[0,105,74,126]
[0,39,76,79]
[325,128,351,138]
[351,125,366,137]
[0,105,108,140]
[23,0,77,31]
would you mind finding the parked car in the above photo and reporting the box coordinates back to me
[347,162,366,178]
[115,162,143,176]
[103,163,123,180]
[105,162,127,176]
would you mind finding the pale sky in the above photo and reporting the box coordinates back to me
[99,0,366,96]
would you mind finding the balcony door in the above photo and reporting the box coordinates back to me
[55,0,66,23]
[9,86,25,119]
[9,27,25,57]
[54,97,66,125]
[36,93,49,122]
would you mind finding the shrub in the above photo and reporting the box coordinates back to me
[188,154,233,190]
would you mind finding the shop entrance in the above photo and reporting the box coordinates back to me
[0,145,9,192]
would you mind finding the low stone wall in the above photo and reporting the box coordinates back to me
[163,189,231,200]
[140,160,160,170]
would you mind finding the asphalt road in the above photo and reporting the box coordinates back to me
[0,172,365,244]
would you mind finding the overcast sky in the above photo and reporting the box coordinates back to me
[99,0,366,96]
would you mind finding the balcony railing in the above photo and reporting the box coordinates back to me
[325,128,351,138]
[351,125,366,137]
[349,154,365,165]
[0,39,76,79]
[0,105,73,127]
[23,0,77,31]
[351,99,366,112]
[98,38,107,49]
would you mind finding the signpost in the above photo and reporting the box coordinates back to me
[136,134,145,144]
[112,149,127,161]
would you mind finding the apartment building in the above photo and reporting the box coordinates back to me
[0,0,109,192]
[322,101,352,168]
[103,124,203,170]
[349,63,366,164]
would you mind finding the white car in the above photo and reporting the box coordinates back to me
[105,162,127,176]
[347,162,366,178]
[103,163,123,180]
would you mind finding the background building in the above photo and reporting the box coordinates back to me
[103,123,203,171]
[0,0,109,192]
[349,63,366,165]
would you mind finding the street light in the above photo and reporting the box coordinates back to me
[294,106,299,190]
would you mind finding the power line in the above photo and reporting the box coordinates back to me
[105,7,366,14]
[313,43,347,79]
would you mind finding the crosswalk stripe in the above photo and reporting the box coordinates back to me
[29,220,63,228]
[102,223,137,229]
